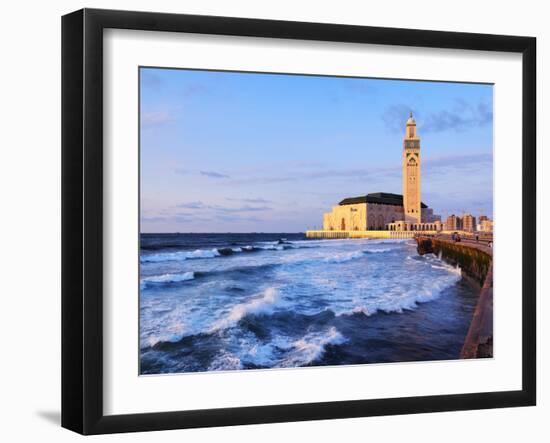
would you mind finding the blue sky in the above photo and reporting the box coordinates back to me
[140,67,493,233]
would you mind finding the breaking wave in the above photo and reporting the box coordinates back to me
[141,248,221,263]
[338,266,462,317]
[140,272,195,289]
[278,327,346,367]
[140,241,315,263]
[364,247,394,254]
[323,250,365,263]
[210,287,281,332]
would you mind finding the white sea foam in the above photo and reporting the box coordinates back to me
[429,260,462,276]
[141,248,220,263]
[142,319,188,348]
[350,305,372,316]
[338,271,461,317]
[278,327,346,367]
[258,245,284,251]
[364,247,393,253]
[208,351,243,371]
[141,272,195,285]
[323,250,364,263]
[210,287,280,332]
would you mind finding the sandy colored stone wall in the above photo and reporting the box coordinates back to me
[323,203,366,231]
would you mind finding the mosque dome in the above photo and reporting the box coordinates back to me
[406,112,416,125]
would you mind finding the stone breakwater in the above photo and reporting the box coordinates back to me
[416,236,493,358]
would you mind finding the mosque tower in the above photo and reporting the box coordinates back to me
[402,112,421,225]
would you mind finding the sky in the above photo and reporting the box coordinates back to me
[140,67,493,233]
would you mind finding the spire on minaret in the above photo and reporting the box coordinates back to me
[405,112,417,139]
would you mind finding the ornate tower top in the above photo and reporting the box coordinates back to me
[405,112,419,140]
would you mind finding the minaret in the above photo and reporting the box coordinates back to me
[402,112,421,225]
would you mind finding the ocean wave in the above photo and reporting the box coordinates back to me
[140,272,195,289]
[139,241,314,263]
[278,327,346,367]
[364,247,394,254]
[217,247,244,256]
[143,319,188,348]
[338,273,461,317]
[141,248,221,263]
[258,244,285,251]
[367,239,408,245]
[210,287,281,332]
[323,250,365,263]
[415,253,462,276]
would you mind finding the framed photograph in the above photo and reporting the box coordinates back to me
[62,8,536,434]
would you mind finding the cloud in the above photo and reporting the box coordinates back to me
[422,101,493,133]
[230,165,399,186]
[219,205,272,213]
[381,100,493,134]
[142,212,213,224]
[175,201,272,213]
[216,214,263,223]
[423,152,492,175]
[224,151,491,189]
[200,170,230,179]
[381,104,417,133]
[141,216,168,223]
[141,206,269,228]
[176,201,207,209]
[173,169,230,178]
[227,197,272,204]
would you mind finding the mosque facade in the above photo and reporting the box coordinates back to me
[321,114,442,232]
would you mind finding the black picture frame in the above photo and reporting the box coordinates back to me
[62,8,536,435]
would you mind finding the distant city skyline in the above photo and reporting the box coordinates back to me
[140,67,493,233]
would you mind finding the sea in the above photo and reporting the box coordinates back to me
[139,233,479,374]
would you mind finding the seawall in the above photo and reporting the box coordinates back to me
[306,229,436,239]
[416,235,493,359]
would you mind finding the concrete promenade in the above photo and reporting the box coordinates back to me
[428,233,493,257]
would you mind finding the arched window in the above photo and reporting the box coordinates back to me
[341,218,346,230]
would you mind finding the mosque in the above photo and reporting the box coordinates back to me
[321,114,442,233]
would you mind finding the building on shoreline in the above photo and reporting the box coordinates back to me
[479,218,494,232]
[462,214,477,232]
[322,192,441,232]
[444,214,462,231]
[444,213,493,233]
[321,114,441,233]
